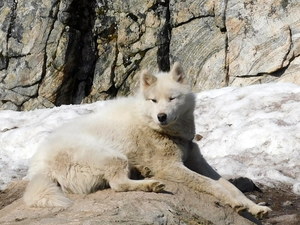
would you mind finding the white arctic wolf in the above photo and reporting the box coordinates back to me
[24,63,271,217]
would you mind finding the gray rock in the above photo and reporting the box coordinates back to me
[265,214,299,225]
[0,180,259,225]
[170,0,215,26]
[170,17,227,92]
[282,200,293,207]
[227,0,300,84]
[1,0,300,111]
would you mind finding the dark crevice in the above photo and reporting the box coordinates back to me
[9,81,40,90]
[235,74,268,78]
[6,53,32,59]
[6,0,17,48]
[2,0,18,71]
[214,0,228,32]
[235,54,297,79]
[280,26,293,68]
[234,55,300,83]
[220,27,227,33]
[269,65,290,78]
[224,32,229,86]
[0,53,7,71]
[55,0,98,105]
[157,0,171,72]
[222,0,229,86]
[236,64,290,79]
[127,13,138,22]
[173,15,214,28]
[103,85,118,98]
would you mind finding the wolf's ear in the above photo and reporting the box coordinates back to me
[141,70,157,88]
[170,62,185,83]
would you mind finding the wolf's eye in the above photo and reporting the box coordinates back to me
[150,99,157,103]
[169,97,176,101]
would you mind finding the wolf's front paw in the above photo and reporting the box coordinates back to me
[150,181,165,193]
[227,200,247,212]
[223,197,246,212]
[249,205,271,219]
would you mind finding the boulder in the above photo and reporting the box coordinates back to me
[0,0,300,111]
[0,180,259,225]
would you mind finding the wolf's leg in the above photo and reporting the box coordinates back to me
[106,157,165,193]
[184,142,271,217]
[156,162,237,205]
[156,162,271,217]
[217,178,271,218]
[23,174,72,208]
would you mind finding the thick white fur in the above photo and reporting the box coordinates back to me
[24,63,271,218]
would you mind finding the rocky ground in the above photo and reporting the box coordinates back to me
[251,186,300,225]
[0,179,298,225]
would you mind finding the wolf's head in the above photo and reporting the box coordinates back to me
[139,62,195,137]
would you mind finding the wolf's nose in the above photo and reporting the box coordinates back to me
[157,113,167,122]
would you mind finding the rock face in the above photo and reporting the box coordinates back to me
[0,0,300,110]
[0,180,259,225]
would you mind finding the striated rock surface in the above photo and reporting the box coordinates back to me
[226,0,300,86]
[0,0,300,110]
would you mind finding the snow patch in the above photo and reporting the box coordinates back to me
[0,83,299,194]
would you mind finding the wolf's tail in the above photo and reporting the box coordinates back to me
[23,174,72,208]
